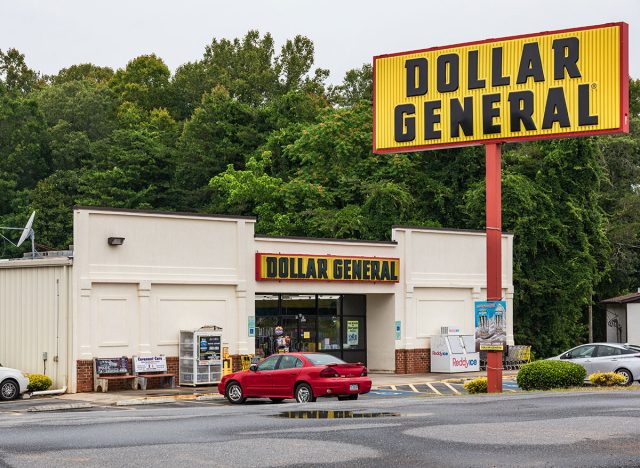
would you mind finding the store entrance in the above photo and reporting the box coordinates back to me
[255,294,366,364]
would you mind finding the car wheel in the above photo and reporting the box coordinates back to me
[270,398,285,403]
[615,368,634,386]
[0,379,19,401]
[348,394,358,401]
[295,383,316,403]
[225,382,246,404]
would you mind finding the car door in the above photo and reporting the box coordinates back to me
[590,345,622,374]
[562,345,597,375]
[271,355,303,397]
[244,355,280,397]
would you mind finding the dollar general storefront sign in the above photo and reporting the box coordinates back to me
[256,254,400,282]
[373,23,628,153]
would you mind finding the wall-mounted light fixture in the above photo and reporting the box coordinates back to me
[107,236,125,246]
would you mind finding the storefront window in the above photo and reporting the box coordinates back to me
[254,294,366,363]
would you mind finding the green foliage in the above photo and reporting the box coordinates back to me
[517,360,586,390]
[588,372,626,386]
[27,374,52,392]
[463,377,488,394]
[0,33,639,359]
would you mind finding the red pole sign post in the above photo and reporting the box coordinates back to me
[485,143,503,393]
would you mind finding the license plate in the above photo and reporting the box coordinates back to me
[349,384,359,391]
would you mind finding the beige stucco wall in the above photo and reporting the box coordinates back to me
[392,227,514,351]
[71,208,256,392]
[0,258,71,389]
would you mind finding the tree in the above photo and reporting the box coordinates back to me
[52,63,114,85]
[175,86,265,207]
[465,138,610,357]
[0,94,49,190]
[110,54,171,111]
[0,48,40,95]
[328,64,373,107]
[35,79,117,140]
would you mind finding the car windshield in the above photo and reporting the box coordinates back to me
[302,353,347,365]
[624,345,640,352]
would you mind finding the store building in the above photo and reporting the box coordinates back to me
[0,207,514,392]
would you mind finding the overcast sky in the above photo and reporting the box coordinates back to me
[2,0,639,84]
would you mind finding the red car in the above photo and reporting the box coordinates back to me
[218,353,372,404]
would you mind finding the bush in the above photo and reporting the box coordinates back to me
[589,372,626,386]
[27,374,52,392]
[517,360,586,391]
[463,377,488,394]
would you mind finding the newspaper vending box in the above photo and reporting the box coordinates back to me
[430,329,480,373]
[179,326,223,386]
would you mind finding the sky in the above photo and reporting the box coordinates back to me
[2,0,639,84]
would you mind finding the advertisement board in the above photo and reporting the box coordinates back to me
[373,23,628,153]
[198,335,221,365]
[256,253,400,283]
[475,301,507,351]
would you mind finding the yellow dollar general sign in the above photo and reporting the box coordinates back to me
[373,23,629,153]
[255,254,400,282]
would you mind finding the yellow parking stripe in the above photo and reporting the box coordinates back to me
[426,383,442,395]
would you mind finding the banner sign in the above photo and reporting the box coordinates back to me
[133,355,167,373]
[255,253,400,282]
[373,23,628,153]
[475,301,507,351]
[347,320,359,346]
[248,316,255,338]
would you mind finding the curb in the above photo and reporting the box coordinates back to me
[27,403,93,412]
[114,393,223,406]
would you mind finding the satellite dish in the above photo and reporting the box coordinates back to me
[17,211,35,247]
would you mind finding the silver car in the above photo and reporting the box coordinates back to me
[549,343,640,386]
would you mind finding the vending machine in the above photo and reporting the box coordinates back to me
[179,326,223,386]
[430,327,480,373]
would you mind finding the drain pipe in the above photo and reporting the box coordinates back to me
[31,386,67,397]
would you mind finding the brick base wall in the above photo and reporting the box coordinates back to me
[395,349,430,374]
[76,356,180,393]
[76,360,94,392]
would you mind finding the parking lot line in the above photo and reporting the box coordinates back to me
[426,383,442,395]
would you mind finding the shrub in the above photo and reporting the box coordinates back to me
[464,377,488,394]
[27,374,52,392]
[589,372,626,386]
[517,360,586,391]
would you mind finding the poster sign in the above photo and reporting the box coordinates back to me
[133,355,167,373]
[347,320,359,346]
[198,335,221,365]
[475,301,507,351]
[248,315,255,338]
[256,253,399,283]
[395,320,401,340]
[95,357,128,374]
[373,23,628,153]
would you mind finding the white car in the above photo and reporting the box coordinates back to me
[548,343,640,386]
[0,365,30,401]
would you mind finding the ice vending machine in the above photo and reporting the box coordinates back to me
[179,326,223,386]
[430,330,480,373]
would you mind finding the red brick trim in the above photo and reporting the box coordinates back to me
[395,349,430,374]
[76,356,180,392]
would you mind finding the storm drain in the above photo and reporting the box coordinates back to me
[276,410,400,419]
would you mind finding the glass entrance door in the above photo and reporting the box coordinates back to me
[255,294,366,363]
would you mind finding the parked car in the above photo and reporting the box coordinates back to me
[0,365,30,401]
[548,343,640,386]
[219,353,371,404]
